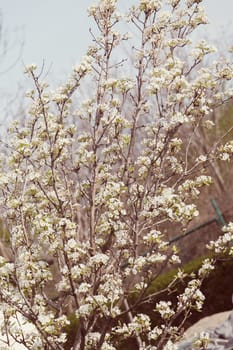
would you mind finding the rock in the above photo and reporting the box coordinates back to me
[177,310,233,350]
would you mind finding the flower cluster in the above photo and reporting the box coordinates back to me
[177,279,205,312]
[207,223,233,256]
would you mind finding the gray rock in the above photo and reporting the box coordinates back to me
[177,310,233,350]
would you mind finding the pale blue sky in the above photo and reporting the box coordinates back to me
[0,0,232,117]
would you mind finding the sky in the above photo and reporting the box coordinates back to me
[0,0,233,118]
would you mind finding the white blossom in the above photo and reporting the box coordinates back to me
[0,0,232,348]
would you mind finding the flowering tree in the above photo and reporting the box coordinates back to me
[0,0,233,349]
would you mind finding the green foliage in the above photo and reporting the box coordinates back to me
[0,219,10,243]
[146,256,204,297]
[216,101,233,143]
[64,314,80,350]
